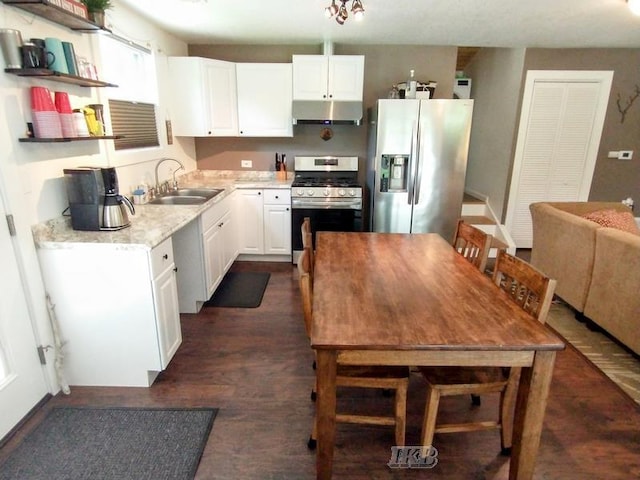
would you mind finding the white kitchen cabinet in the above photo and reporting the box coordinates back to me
[263,190,291,254]
[201,198,235,297]
[36,237,182,387]
[236,63,293,137]
[168,56,238,136]
[236,189,264,254]
[173,193,237,312]
[151,241,182,369]
[292,55,364,101]
[237,188,291,258]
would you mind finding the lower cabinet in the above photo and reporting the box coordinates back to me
[237,188,291,258]
[173,192,237,313]
[263,190,292,254]
[36,237,182,387]
[152,249,182,369]
[202,201,235,297]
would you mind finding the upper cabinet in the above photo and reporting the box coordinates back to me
[168,57,238,137]
[168,57,292,137]
[292,55,364,101]
[236,63,292,137]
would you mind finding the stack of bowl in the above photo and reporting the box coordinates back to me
[54,91,76,137]
[30,86,62,138]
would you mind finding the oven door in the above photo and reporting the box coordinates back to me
[291,203,363,263]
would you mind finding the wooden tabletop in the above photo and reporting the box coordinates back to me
[311,232,564,352]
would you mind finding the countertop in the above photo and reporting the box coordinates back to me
[32,170,293,250]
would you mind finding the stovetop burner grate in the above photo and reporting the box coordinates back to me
[292,177,360,188]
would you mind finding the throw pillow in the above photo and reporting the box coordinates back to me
[582,209,640,235]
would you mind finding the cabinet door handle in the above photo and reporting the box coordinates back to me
[258,191,261,195]
[163,254,168,260]
[218,222,224,227]
[286,207,289,211]
[173,267,178,273]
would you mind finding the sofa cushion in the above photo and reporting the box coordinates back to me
[582,209,640,235]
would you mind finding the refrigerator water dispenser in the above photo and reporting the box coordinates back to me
[380,154,408,192]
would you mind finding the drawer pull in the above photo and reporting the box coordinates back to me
[163,254,168,260]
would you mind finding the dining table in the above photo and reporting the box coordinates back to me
[311,231,565,480]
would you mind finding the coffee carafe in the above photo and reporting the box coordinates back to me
[101,167,134,230]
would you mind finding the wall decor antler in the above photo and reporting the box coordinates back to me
[616,85,640,123]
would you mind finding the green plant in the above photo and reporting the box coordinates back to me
[80,0,113,12]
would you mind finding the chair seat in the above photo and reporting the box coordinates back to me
[419,366,508,387]
[338,365,410,379]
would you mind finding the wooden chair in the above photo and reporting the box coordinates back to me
[452,219,492,406]
[452,219,492,273]
[296,249,410,449]
[301,217,314,280]
[419,250,556,455]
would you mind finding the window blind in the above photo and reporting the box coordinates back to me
[108,100,159,150]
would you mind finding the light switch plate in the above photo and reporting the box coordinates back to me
[241,160,252,168]
[618,151,633,160]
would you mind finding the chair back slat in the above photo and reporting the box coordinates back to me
[297,248,313,338]
[301,217,315,280]
[452,219,492,273]
[492,251,556,323]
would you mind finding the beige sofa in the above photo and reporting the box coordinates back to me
[530,202,640,355]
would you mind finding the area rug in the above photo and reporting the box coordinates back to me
[0,407,217,480]
[203,271,270,308]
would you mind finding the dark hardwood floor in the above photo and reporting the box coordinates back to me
[2,261,639,479]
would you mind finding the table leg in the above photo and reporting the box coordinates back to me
[315,349,337,480]
[509,350,556,480]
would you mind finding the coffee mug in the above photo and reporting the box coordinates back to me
[44,37,68,74]
[21,42,52,69]
[28,38,54,68]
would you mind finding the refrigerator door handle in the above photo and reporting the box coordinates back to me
[408,119,418,205]
[413,116,423,204]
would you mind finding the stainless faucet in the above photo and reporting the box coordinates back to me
[154,158,185,193]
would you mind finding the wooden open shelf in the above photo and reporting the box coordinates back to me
[5,68,117,88]
[19,135,122,143]
[0,0,107,32]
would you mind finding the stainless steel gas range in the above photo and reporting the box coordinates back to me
[291,156,363,263]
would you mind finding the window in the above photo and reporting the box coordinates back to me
[99,35,159,150]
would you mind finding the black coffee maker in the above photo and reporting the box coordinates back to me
[64,167,135,231]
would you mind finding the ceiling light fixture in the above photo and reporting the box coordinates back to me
[629,0,640,15]
[325,0,364,25]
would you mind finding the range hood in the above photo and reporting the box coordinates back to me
[292,100,363,126]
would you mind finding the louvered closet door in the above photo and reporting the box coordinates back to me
[505,71,613,247]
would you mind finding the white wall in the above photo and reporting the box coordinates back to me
[464,48,525,221]
[0,0,194,392]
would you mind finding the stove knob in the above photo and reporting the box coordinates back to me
[349,189,356,196]
[338,189,346,196]
[307,189,314,196]
[296,188,304,196]
[324,189,330,196]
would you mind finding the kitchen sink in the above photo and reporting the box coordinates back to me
[149,195,208,205]
[166,188,223,198]
[148,188,223,205]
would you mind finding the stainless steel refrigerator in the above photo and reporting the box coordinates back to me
[367,99,474,240]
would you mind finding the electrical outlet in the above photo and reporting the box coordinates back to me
[608,151,619,159]
[618,150,633,160]
[241,160,252,168]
